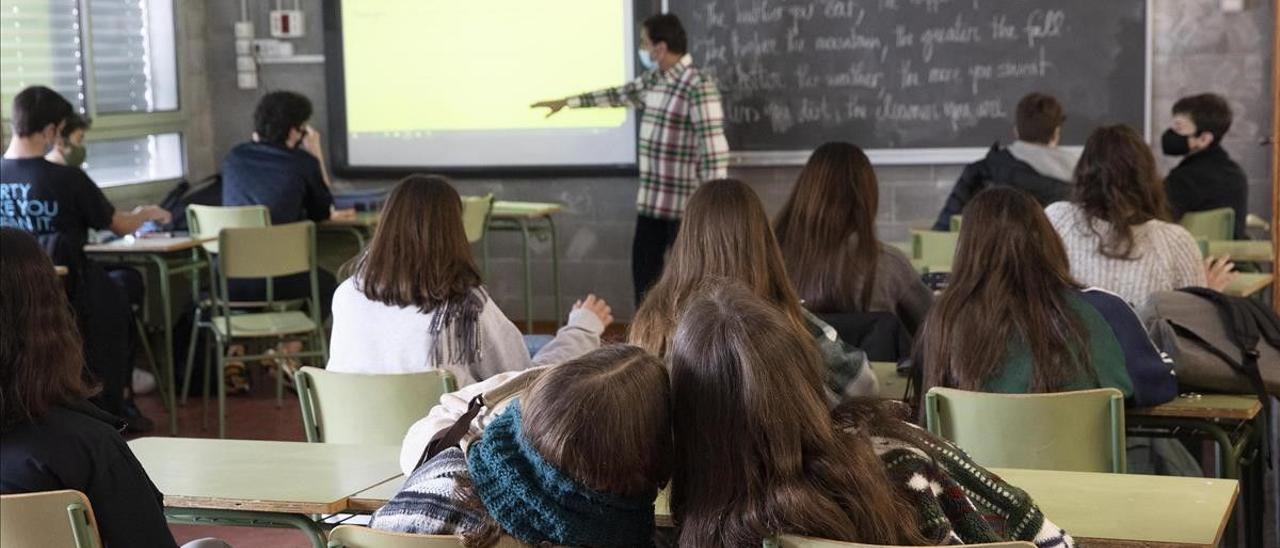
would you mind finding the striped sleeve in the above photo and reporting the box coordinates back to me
[371,447,488,535]
[566,76,648,109]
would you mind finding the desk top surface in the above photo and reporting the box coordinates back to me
[129,438,401,514]
[84,236,212,254]
[1130,393,1262,421]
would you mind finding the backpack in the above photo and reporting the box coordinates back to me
[158,174,223,232]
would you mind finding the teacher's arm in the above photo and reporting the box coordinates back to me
[532,76,649,116]
[689,80,730,182]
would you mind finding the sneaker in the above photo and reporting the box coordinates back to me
[131,368,156,395]
[122,401,155,434]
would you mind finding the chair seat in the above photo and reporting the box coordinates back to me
[211,311,317,338]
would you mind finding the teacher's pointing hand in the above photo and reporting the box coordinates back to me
[531,99,568,118]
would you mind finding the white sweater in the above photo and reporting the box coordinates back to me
[327,279,604,386]
[1045,202,1206,309]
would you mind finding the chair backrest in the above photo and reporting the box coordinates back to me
[911,230,959,270]
[218,222,315,280]
[327,525,524,547]
[0,490,102,548]
[296,366,457,444]
[460,193,495,244]
[186,204,270,254]
[949,215,963,232]
[924,387,1125,473]
[1179,207,1235,241]
[767,535,1036,548]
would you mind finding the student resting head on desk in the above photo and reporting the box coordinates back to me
[665,281,1074,547]
[628,178,879,400]
[0,228,227,548]
[371,345,671,546]
[327,174,613,386]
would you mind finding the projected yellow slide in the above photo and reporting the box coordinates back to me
[342,0,628,133]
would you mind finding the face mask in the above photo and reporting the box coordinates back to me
[1160,128,1192,156]
[62,144,87,168]
[638,47,657,71]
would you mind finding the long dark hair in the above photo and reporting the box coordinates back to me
[629,179,805,356]
[461,345,671,547]
[774,142,882,312]
[668,281,925,546]
[0,228,94,431]
[918,188,1092,393]
[1073,124,1169,259]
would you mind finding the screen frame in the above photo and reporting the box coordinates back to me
[323,0,645,178]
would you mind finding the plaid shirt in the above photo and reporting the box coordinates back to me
[567,54,729,220]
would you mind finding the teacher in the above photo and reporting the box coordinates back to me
[533,13,729,306]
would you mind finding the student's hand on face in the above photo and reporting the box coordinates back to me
[1204,255,1237,292]
[531,99,568,118]
[330,207,357,221]
[573,294,614,328]
[302,125,323,154]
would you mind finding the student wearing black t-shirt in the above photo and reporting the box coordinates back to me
[0,86,170,429]
[1160,93,1249,239]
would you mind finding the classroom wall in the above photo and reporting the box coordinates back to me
[184,0,1274,322]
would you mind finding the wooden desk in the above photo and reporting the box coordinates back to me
[54,265,68,276]
[872,361,908,401]
[484,201,566,331]
[347,475,405,513]
[130,438,401,548]
[86,236,214,435]
[1131,394,1262,421]
[1204,240,1273,263]
[996,468,1237,548]
[1223,272,1273,298]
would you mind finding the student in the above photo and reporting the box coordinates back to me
[44,113,158,398]
[917,188,1177,407]
[628,178,878,399]
[327,174,612,385]
[774,141,932,334]
[1046,124,1234,309]
[932,92,1078,230]
[0,86,169,429]
[0,228,227,548]
[372,345,671,547]
[1161,93,1249,239]
[45,112,89,168]
[666,282,1074,547]
[220,90,351,320]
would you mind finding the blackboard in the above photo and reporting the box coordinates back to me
[670,0,1148,160]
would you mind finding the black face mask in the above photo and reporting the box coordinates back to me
[1160,128,1192,156]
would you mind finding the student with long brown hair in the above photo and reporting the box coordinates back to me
[373,345,671,547]
[0,228,228,548]
[918,188,1176,406]
[1045,124,1234,309]
[629,178,878,399]
[328,174,612,385]
[668,281,1074,547]
[774,142,932,333]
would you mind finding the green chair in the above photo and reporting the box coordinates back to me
[296,367,457,444]
[201,222,329,438]
[460,193,495,244]
[1179,207,1235,241]
[949,215,963,232]
[765,535,1035,548]
[0,490,102,548]
[924,387,1125,473]
[181,204,274,405]
[327,525,524,547]
[911,230,959,272]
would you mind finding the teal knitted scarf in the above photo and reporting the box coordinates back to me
[466,401,658,547]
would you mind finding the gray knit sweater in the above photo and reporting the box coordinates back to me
[1045,202,1205,309]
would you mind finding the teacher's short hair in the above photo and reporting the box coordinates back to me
[254,90,313,146]
[643,14,687,54]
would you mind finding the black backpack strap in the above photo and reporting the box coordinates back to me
[415,394,485,470]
